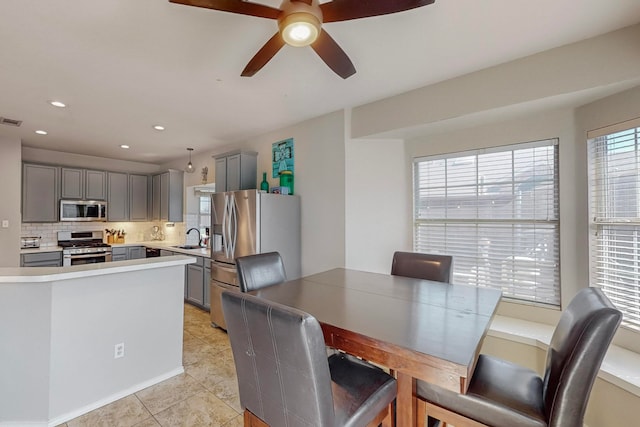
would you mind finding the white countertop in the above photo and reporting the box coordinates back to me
[1,255,196,283]
[20,241,211,257]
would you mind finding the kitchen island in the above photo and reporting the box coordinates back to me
[0,255,195,426]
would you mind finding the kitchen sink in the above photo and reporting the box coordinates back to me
[172,245,203,250]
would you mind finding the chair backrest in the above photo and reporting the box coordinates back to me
[221,291,336,426]
[391,251,453,283]
[543,287,622,427]
[236,251,287,292]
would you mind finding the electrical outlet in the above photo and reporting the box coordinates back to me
[1,220,8,228]
[114,342,125,359]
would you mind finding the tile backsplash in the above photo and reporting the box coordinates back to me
[21,221,186,247]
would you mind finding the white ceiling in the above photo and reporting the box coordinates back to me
[1,0,639,164]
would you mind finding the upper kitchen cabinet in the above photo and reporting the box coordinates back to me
[60,168,106,200]
[214,151,257,192]
[107,172,128,221]
[129,174,149,222]
[22,163,59,222]
[152,170,184,222]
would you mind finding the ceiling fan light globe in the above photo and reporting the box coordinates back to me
[280,13,320,47]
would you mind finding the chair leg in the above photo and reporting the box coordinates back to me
[244,409,269,427]
[367,401,395,427]
[418,397,490,427]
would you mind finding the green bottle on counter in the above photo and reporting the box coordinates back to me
[260,172,269,192]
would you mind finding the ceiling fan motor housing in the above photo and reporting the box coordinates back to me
[278,1,323,46]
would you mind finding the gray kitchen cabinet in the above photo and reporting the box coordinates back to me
[204,263,211,310]
[86,170,107,200]
[20,251,62,267]
[112,246,145,261]
[22,163,59,222]
[186,256,205,307]
[107,172,128,221]
[159,249,175,257]
[152,170,183,222]
[214,157,227,193]
[152,174,161,220]
[213,151,257,192]
[61,168,106,200]
[127,246,145,259]
[129,174,149,221]
[111,247,127,261]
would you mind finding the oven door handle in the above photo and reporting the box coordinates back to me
[64,252,111,259]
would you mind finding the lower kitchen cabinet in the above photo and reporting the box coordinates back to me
[111,247,127,261]
[20,251,62,267]
[204,264,211,310]
[127,246,145,259]
[159,250,209,310]
[186,263,204,306]
[112,246,145,261]
[185,256,209,310]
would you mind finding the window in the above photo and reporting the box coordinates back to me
[588,119,640,331]
[198,195,211,238]
[413,139,560,306]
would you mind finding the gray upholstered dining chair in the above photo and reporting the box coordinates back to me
[221,290,397,427]
[416,287,622,427]
[235,251,287,293]
[391,251,453,283]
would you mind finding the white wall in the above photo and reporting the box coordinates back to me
[164,111,348,276]
[0,262,186,425]
[240,111,347,275]
[351,23,640,139]
[22,146,162,174]
[345,137,410,273]
[0,137,22,267]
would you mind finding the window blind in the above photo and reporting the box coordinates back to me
[588,125,640,331]
[413,139,560,306]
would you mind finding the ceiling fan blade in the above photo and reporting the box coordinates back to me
[169,0,281,19]
[241,32,286,77]
[320,0,435,23]
[310,30,356,79]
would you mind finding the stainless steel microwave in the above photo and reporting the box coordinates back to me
[60,200,107,222]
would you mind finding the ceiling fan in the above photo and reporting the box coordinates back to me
[169,0,435,79]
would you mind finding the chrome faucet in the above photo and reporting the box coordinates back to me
[186,228,201,247]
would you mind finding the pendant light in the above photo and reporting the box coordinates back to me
[185,148,195,174]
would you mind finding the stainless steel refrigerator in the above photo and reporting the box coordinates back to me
[209,189,301,329]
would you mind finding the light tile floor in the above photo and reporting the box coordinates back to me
[59,304,243,427]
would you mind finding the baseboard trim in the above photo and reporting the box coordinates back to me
[46,366,184,427]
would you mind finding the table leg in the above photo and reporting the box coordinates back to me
[396,371,417,427]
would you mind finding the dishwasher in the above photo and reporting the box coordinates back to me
[210,260,240,330]
[145,247,161,258]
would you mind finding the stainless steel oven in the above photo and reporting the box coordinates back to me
[63,250,112,266]
[58,231,112,266]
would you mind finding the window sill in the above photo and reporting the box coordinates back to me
[488,315,640,398]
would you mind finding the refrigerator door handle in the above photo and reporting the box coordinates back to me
[225,194,234,259]
[229,193,238,258]
[222,194,229,259]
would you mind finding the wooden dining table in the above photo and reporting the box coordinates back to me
[252,268,502,427]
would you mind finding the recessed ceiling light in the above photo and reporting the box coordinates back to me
[49,100,66,108]
[35,130,48,135]
[153,125,165,131]
[120,144,130,149]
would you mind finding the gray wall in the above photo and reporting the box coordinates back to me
[0,137,21,267]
